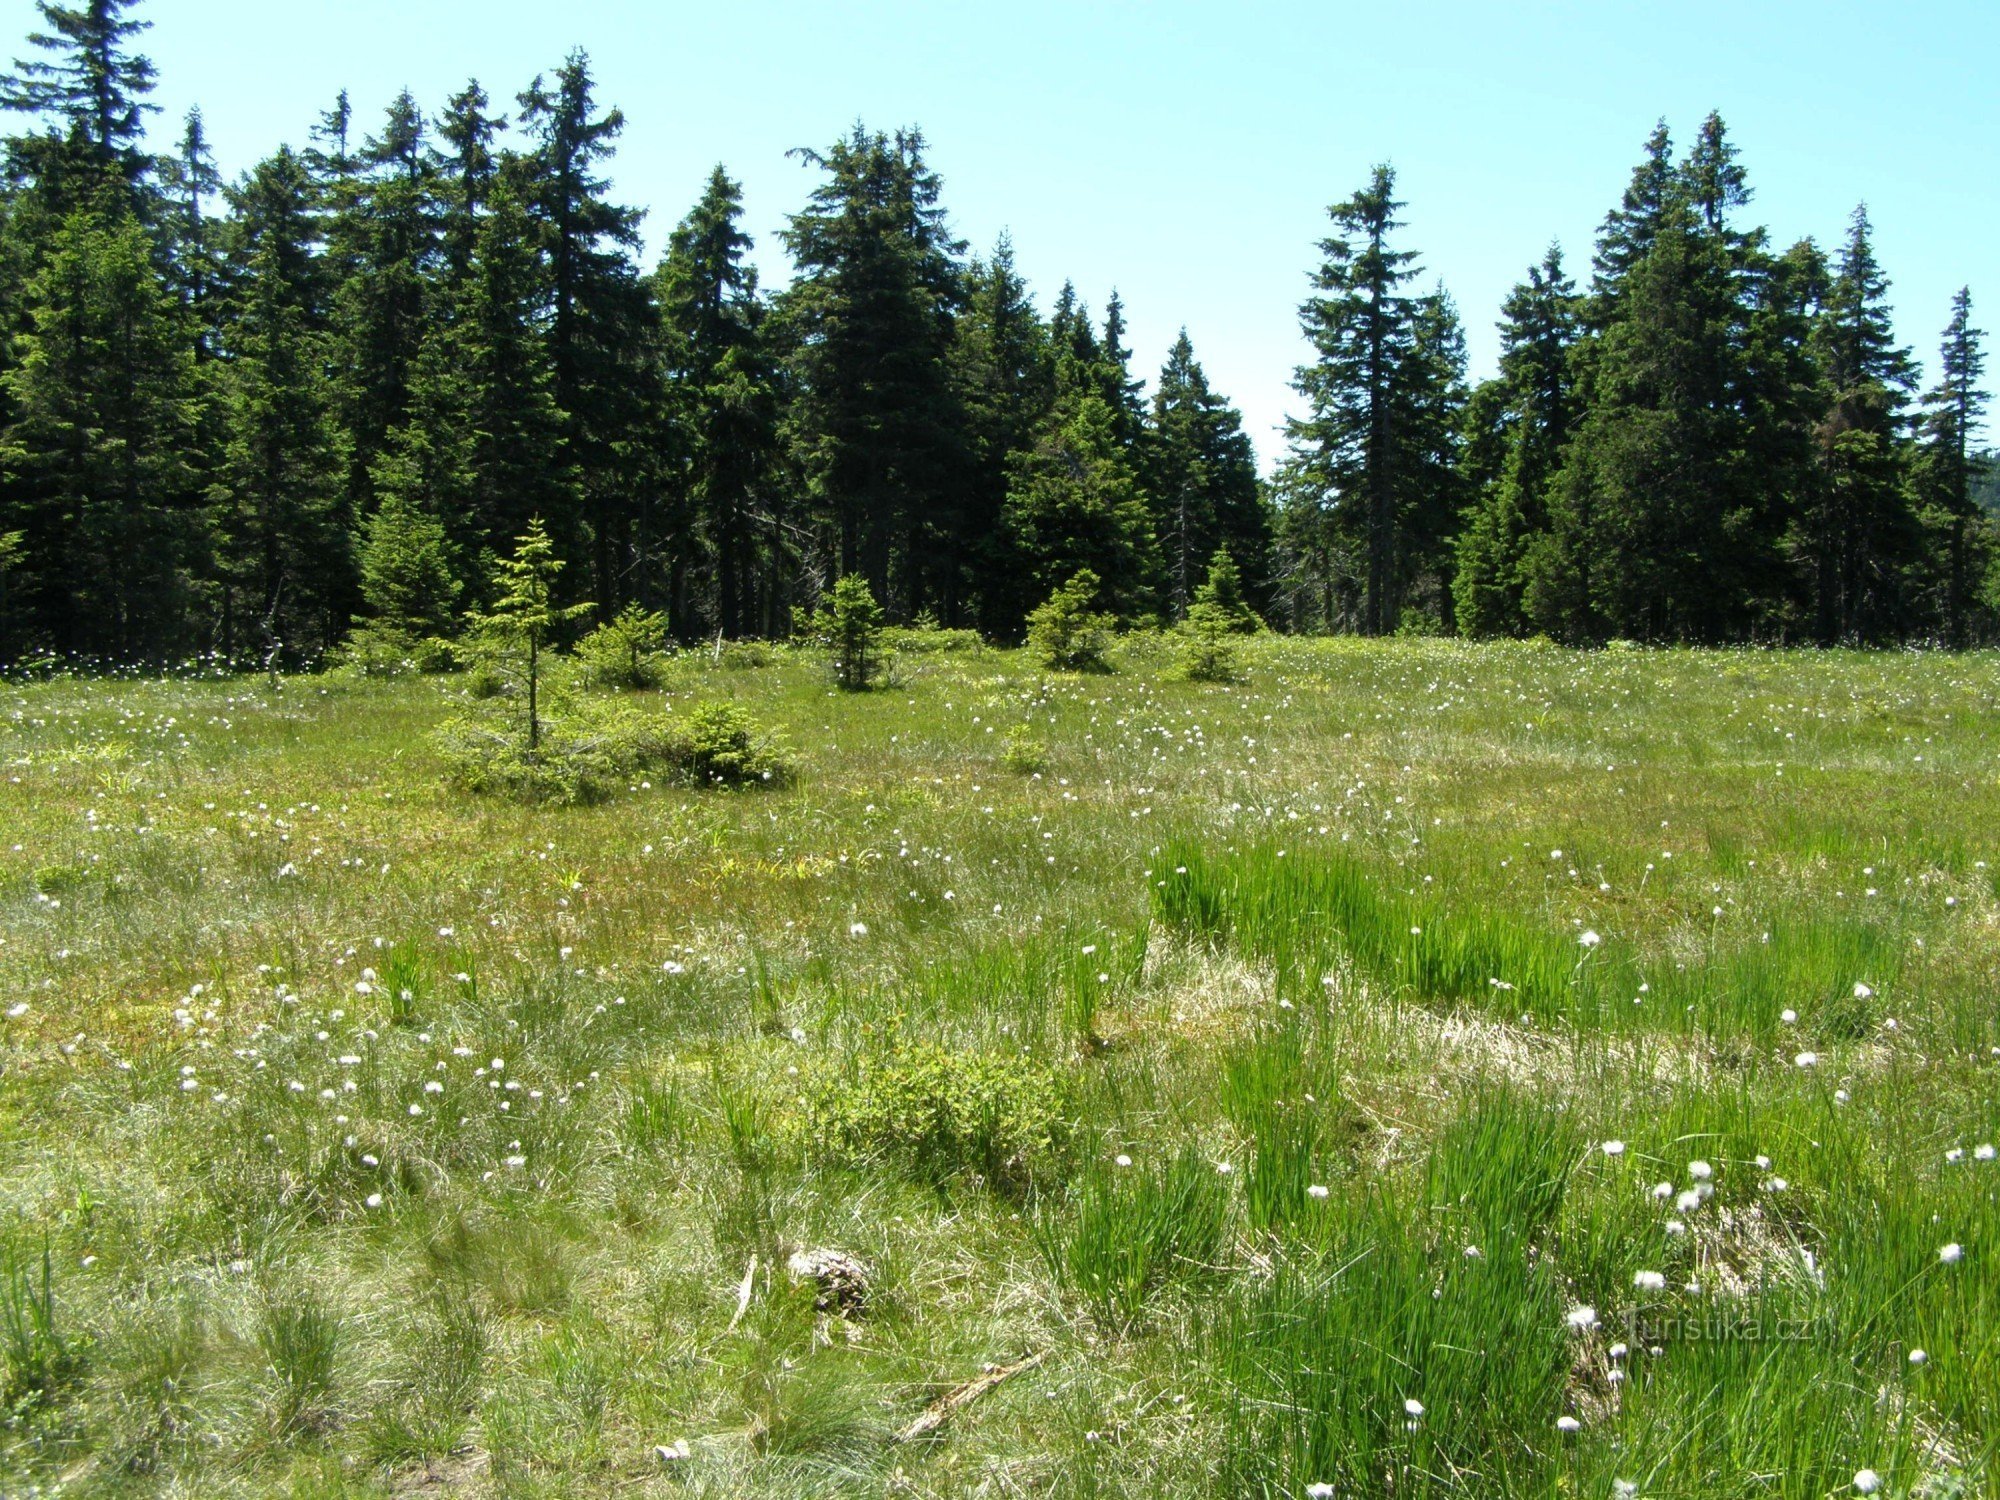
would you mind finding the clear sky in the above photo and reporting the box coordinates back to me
[7,0,1995,468]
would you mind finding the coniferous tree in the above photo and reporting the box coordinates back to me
[1145,330,1270,619]
[0,0,157,204]
[657,166,781,637]
[780,124,968,621]
[333,91,440,522]
[1916,289,1989,644]
[213,148,350,658]
[159,107,222,356]
[353,489,459,649]
[435,80,502,292]
[1805,206,1919,642]
[1454,245,1580,636]
[1283,164,1422,635]
[1004,380,1156,622]
[953,234,1052,633]
[516,51,656,613]
[0,207,199,656]
[1528,118,1783,643]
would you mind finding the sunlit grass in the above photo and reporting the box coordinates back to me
[0,636,1996,1495]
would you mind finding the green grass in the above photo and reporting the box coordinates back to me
[0,636,1997,1496]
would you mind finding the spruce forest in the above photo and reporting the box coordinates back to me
[0,0,1991,665]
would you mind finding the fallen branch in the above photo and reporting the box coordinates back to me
[727,1254,757,1331]
[894,1350,1046,1443]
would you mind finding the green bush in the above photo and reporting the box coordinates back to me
[1026,569,1115,672]
[575,604,671,690]
[435,700,791,805]
[802,1043,1071,1191]
[677,703,789,786]
[335,622,458,678]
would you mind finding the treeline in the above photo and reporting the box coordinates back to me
[1280,126,1993,646]
[0,0,1271,664]
[0,2,1989,666]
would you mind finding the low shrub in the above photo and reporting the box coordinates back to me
[801,1043,1071,1191]
[435,700,791,805]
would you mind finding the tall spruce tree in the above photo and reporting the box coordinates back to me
[656,166,781,638]
[516,52,657,614]
[779,124,967,620]
[1145,329,1270,619]
[332,92,440,522]
[214,148,350,658]
[0,0,157,203]
[1916,288,1989,644]
[952,234,1052,633]
[1284,164,1423,634]
[0,207,199,657]
[1455,244,1580,636]
[1806,206,1919,642]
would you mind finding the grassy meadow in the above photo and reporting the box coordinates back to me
[1,635,1997,1498]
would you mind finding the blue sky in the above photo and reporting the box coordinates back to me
[8,0,1995,467]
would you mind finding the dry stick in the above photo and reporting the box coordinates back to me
[726,1254,757,1331]
[894,1350,1047,1444]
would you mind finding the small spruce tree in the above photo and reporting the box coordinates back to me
[577,602,670,689]
[1178,599,1240,682]
[815,574,885,690]
[1026,569,1115,672]
[469,518,592,749]
[350,492,461,669]
[1192,549,1260,633]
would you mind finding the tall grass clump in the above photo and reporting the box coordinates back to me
[1037,1146,1229,1330]
[1156,842,1600,1021]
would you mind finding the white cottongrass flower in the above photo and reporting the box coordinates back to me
[1780,1008,1797,1024]
[1908,1348,1927,1365]
[848,922,869,938]
[1633,1270,1666,1291]
[1938,1242,1963,1264]
[1853,1470,1882,1495]
[1463,1245,1483,1259]
[1556,1415,1581,1434]
[1306,1485,1335,1499]
[1794,1051,1819,1068]
[1677,1189,1703,1213]
[1976,1144,1995,1161]
[1687,1160,1713,1180]
[1566,1305,1599,1331]
[364,1193,383,1208]
[1114,1154,1133,1168]
[1651,1180,1674,1200]
[1600,1139,1626,1157]
[1403,1397,1424,1417]
[1307,1183,1331,1199]
[1579,930,1602,949]
[1853,982,1874,1000]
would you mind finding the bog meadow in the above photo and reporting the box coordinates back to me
[3,632,1998,1499]
[2,0,1999,1496]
